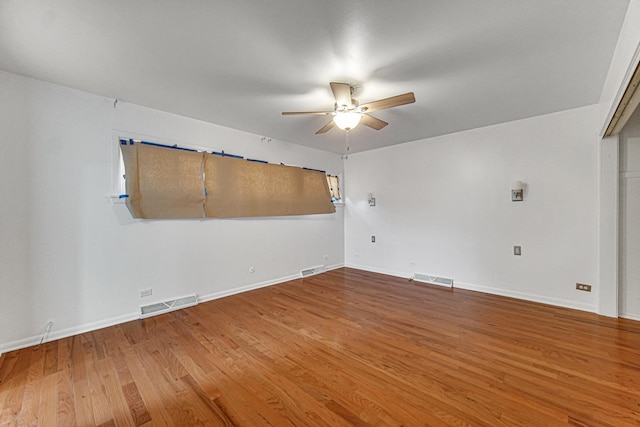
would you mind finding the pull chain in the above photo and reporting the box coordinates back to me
[344,131,350,159]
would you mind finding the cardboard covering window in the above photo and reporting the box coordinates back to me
[120,141,335,219]
[204,154,335,218]
[120,142,206,219]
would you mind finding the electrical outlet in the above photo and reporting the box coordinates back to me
[513,246,521,256]
[371,235,376,243]
[140,288,152,298]
[576,283,592,292]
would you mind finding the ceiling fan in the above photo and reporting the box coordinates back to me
[282,82,416,134]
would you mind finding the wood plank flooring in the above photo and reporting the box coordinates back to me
[1,268,640,426]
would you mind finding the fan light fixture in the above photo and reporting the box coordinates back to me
[333,111,361,131]
[282,82,415,134]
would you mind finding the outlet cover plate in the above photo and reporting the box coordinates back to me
[576,283,592,292]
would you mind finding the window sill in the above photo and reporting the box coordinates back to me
[108,195,127,204]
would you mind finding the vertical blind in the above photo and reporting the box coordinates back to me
[120,141,336,219]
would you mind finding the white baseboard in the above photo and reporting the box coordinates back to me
[198,274,299,303]
[0,312,139,356]
[324,263,345,273]
[345,263,412,280]
[454,281,596,313]
[199,262,344,303]
[620,312,640,321]
[0,263,345,356]
[345,263,596,313]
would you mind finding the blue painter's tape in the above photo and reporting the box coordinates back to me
[140,141,197,152]
[303,167,327,173]
[119,139,327,173]
[211,151,243,159]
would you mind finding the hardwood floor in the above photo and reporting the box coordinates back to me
[1,268,640,426]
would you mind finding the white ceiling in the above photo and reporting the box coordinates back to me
[0,0,630,154]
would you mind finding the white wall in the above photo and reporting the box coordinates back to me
[619,107,640,320]
[0,70,344,353]
[345,105,600,312]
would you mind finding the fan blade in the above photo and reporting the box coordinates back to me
[282,111,333,115]
[330,82,352,108]
[361,114,388,130]
[315,120,335,134]
[359,92,415,113]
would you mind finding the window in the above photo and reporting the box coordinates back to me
[327,174,342,204]
[117,139,336,219]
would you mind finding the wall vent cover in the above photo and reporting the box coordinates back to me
[300,265,326,278]
[412,273,454,288]
[139,294,197,319]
